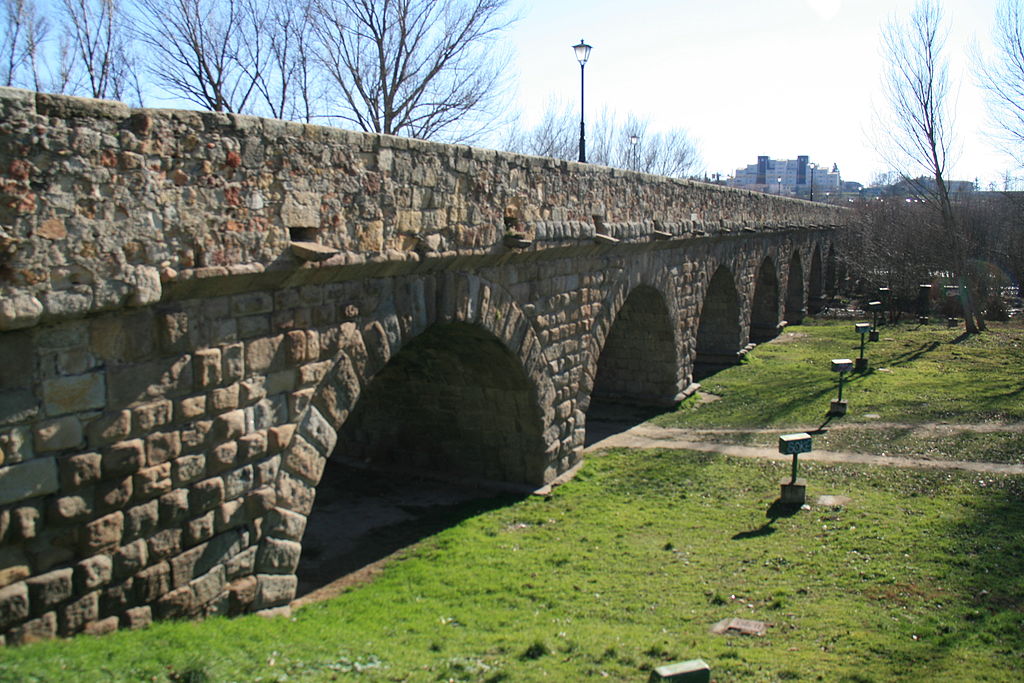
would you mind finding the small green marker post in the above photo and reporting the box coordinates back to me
[779,433,812,504]
[855,322,871,372]
[830,359,853,415]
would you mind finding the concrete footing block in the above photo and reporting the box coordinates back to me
[649,659,710,682]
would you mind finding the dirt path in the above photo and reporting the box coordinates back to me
[585,422,1024,475]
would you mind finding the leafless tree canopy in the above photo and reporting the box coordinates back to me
[876,0,985,332]
[2,0,48,90]
[312,0,515,141]
[131,0,264,113]
[60,0,137,101]
[505,104,702,178]
[976,0,1024,166]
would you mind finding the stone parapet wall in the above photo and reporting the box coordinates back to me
[0,87,844,331]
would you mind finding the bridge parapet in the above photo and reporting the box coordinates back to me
[0,87,844,331]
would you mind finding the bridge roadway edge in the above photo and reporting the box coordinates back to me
[0,87,844,641]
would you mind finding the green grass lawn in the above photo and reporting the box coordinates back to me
[2,320,1022,682]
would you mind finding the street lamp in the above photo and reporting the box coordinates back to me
[573,39,592,163]
[777,176,782,196]
[808,162,818,201]
[629,133,639,171]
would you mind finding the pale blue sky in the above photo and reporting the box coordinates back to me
[506,0,1011,186]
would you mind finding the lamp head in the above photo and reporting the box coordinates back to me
[573,40,592,66]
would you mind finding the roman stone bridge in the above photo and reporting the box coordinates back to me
[0,88,846,642]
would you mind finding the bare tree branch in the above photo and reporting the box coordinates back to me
[975,0,1024,166]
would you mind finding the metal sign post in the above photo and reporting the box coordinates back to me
[855,322,871,372]
[778,432,812,504]
[829,358,853,415]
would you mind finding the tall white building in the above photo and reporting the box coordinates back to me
[728,156,842,198]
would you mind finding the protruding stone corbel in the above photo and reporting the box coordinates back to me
[290,241,339,262]
[592,233,619,246]
[651,230,672,240]
[502,232,532,249]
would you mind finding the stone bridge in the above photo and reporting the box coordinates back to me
[0,88,846,642]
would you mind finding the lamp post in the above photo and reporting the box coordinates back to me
[777,176,782,196]
[808,162,817,201]
[629,133,639,171]
[573,39,592,163]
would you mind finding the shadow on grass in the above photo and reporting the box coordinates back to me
[882,341,942,368]
[296,462,525,599]
[731,498,803,540]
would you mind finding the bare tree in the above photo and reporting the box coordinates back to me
[130,0,265,113]
[877,0,986,332]
[311,0,516,141]
[60,0,139,101]
[251,0,321,122]
[616,115,702,178]
[976,0,1024,165]
[2,0,48,89]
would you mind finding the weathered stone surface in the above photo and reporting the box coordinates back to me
[33,417,83,453]
[25,567,73,612]
[41,372,105,417]
[254,574,297,610]
[0,457,59,505]
[0,582,29,629]
[256,537,301,574]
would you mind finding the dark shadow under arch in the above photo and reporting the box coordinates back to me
[585,285,679,445]
[750,256,781,343]
[694,267,743,379]
[808,246,825,315]
[785,251,806,325]
[591,285,679,406]
[296,321,541,599]
[332,321,546,485]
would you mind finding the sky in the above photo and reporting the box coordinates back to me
[504,0,1013,187]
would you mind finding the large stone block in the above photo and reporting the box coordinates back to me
[41,372,105,417]
[34,416,84,453]
[0,457,59,505]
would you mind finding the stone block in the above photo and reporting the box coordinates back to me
[177,395,207,421]
[245,335,284,374]
[156,585,194,619]
[123,500,160,541]
[81,511,124,553]
[26,567,73,613]
[33,416,84,452]
[96,476,133,512]
[649,659,711,682]
[41,372,105,417]
[8,610,57,644]
[133,400,173,433]
[169,455,204,488]
[49,492,94,522]
[190,477,225,513]
[0,582,29,629]
[254,574,296,610]
[256,537,301,574]
[76,554,113,591]
[122,605,151,630]
[275,469,316,515]
[0,457,59,505]
[0,426,32,465]
[148,528,183,561]
[102,439,145,476]
[58,451,102,489]
[231,293,274,317]
[267,425,295,453]
[223,465,254,500]
[99,578,134,616]
[85,409,131,447]
[265,506,308,541]
[283,435,326,484]
[227,575,258,612]
[113,539,149,579]
[58,590,99,636]
[81,615,119,636]
[159,488,190,526]
[0,547,31,589]
[214,409,246,441]
[26,528,76,572]
[193,348,222,388]
[133,561,171,603]
[133,462,172,499]
[189,566,225,608]
[237,431,267,461]
[223,343,244,382]
[224,545,257,580]
[210,384,240,411]
[145,431,182,466]
[12,503,42,540]
[215,498,248,532]
[208,441,238,473]
[246,486,276,517]
[182,497,216,540]
[254,455,281,487]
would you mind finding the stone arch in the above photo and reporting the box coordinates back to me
[808,245,825,315]
[749,256,781,343]
[255,274,560,610]
[825,243,838,298]
[694,265,743,377]
[784,250,806,325]
[590,284,680,407]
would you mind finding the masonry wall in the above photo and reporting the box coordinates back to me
[0,89,843,643]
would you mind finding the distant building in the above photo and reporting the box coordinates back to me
[727,155,842,198]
